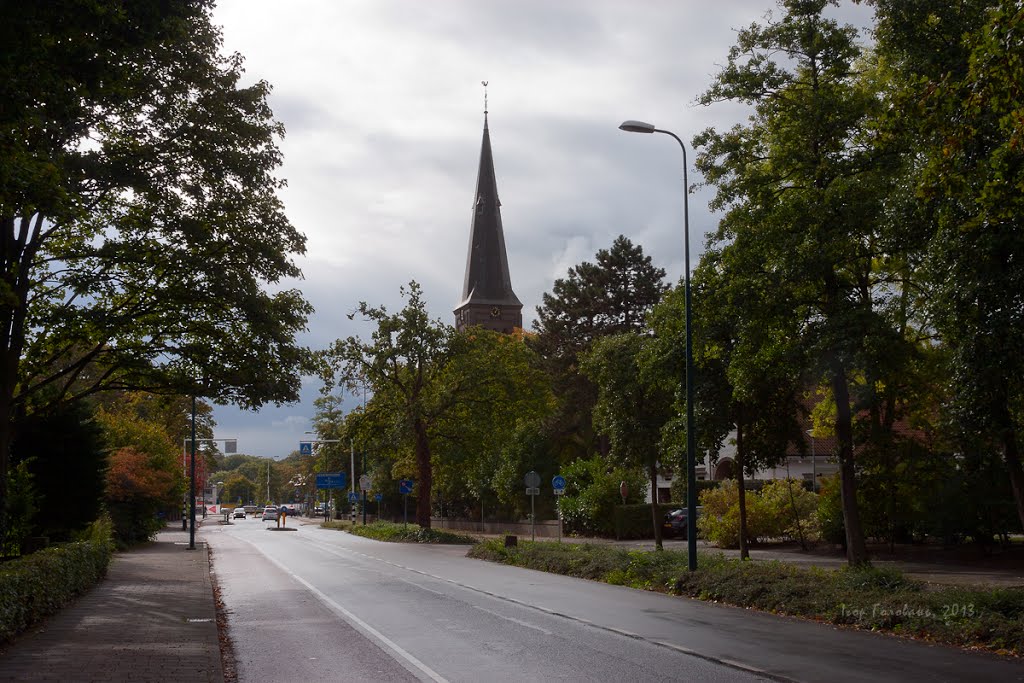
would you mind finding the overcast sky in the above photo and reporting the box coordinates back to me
[208,0,875,459]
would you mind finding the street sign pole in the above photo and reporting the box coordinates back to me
[531,492,535,542]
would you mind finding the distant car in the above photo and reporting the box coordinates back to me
[663,506,703,539]
[261,507,279,521]
[243,505,258,514]
[281,506,298,517]
[232,508,246,519]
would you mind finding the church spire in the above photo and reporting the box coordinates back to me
[454,84,523,333]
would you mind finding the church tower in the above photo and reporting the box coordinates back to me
[454,95,523,334]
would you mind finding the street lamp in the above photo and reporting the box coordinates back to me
[619,120,697,571]
[807,429,817,492]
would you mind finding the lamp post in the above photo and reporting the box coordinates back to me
[619,120,697,571]
[807,429,816,492]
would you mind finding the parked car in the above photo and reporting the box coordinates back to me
[232,508,246,519]
[663,506,703,539]
[243,505,258,514]
[261,507,279,521]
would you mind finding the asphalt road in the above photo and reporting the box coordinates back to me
[206,519,1022,683]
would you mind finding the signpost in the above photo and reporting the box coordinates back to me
[315,472,347,490]
[552,475,566,543]
[524,471,541,541]
[399,479,414,526]
[359,475,371,524]
[375,492,383,520]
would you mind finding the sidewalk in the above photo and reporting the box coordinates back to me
[0,524,223,682]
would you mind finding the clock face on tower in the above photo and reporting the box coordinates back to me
[490,306,501,318]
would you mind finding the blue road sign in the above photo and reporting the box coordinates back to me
[299,442,313,456]
[552,475,567,491]
[347,491,359,503]
[374,493,383,502]
[315,472,346,489]
[399,479,414,495]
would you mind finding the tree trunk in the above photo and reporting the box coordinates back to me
[736,422,749,560]
[996,401,1024,535]
[413,417,432,528]
[829,355,869,566]
[650,461,663,550]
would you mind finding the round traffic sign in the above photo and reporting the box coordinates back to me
[552,475,566,490]
[524,470,541,488]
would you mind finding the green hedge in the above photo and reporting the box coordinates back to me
[0,538,114,643]
[613,503,680,539]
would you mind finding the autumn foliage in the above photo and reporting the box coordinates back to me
[105,447,180,546]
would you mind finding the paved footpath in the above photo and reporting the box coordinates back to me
[0,524,223,683]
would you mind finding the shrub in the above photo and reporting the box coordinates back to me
[2,460,39,557]
[759,478,819,543]
[343,521,478,544]
[0,528,114,643]
[613,503,678,539]
[816,474,846,545]
[697,479,773,547]
[558,457,645,537]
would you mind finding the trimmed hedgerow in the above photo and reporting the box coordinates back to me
[467,539,1024,656]
[0,530,114,643]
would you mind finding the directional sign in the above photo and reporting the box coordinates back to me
[399,479,414,495]
[359,474,372,492]
[315,472,346,489]
[347,491,359,503]
[524,470,541,488]
[300,442,313,456]
[552,475,566,491]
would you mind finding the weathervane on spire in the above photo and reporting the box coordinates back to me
[482,80,489,115]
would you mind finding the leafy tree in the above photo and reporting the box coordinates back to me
[321,283,556,528]
[532,236,668,462]
[650,247,807,558]
[0,1,311,534]
[222,472,257,507]
[318,282,457,528]
[105,447,179,546]
[693,0,892,565]
[9,402,107,541]
[431,329,554,519]
[914,2,1024,533]
[582,333,674,549]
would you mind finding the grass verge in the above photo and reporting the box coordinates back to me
[467,539,1024,657]
[327,520,479,544]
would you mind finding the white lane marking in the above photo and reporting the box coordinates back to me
[472,605,553,635]
[399,577,447,597]
[249,540,448,683]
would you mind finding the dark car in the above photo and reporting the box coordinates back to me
[663,506,702,539]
